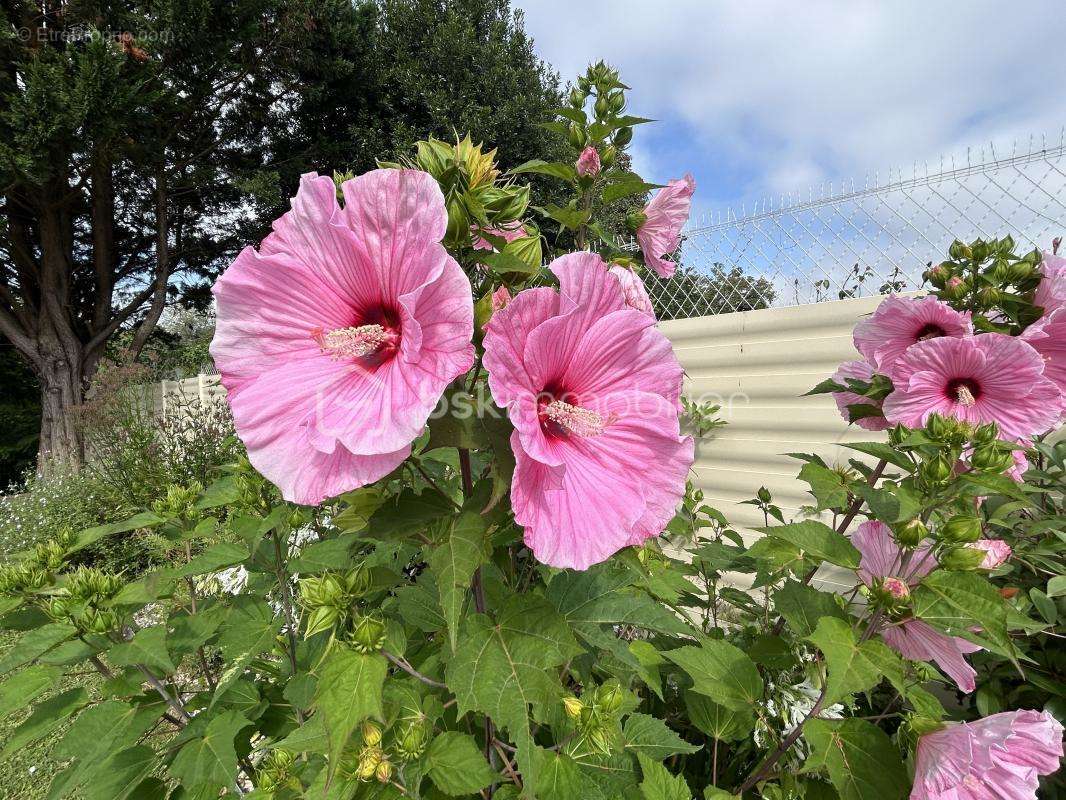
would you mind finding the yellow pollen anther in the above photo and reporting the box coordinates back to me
[313,325,388,359]
[544,400,609,437]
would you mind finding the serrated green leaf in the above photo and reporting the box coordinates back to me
[757,520,861,569]
[637,752,692,800]
[82,745,157,800]
[0,622,75,675]
[108,626,176,675]
[841,443,913,472]
[0,664,62,718]
[170,710,250,791]
[509,159,577,182]
[369,489,455,538]
[664,641,763,712]
[427,510,490,651]
[71,511,164,553]
[174,542,249,578]
[799,463,850,511]
[773,581,847,637]
[911,570,1010,651]
[623,713,700,760]
[683,692,752,742]
[1,687,88,760]
[425,732,496,796]
[807,618,904,704]
[314,648,387,776]
[802,718,906,800]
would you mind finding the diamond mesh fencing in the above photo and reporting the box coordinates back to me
[645,132,1066,320]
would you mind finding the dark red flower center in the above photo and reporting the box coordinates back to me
[914,323,947,341]
[945,377,981,406]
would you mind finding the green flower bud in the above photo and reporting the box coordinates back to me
[397,721,428,759]
[614,126,633,147]
[925,263,951,288]
[940,515,983,544]
[567,123,587,150]
[894,519,929,548]
[939,545,987,571]
[926,413,950,440]
[972,422,999,443]
[594,94,610,119]
[345,565,372,597]
[563,696,584,719]
[600,145,617,168]
[45,597,71,620]
[348,613,386,654]
[1007,260,1035,283]
[362,720,383,747]
[625,210,647,233]
[356,747,382,781]
[595,682,624,714]
[920,454,953,485]
[568,87,584,108]
[608,90,625,113]
[587,726,612,756]
[977,286,1001,306]
[948,240,972,260]
[757,486,773,504]
[375,758,393,784]
[970,443,1013,473]
[303,605,340,639]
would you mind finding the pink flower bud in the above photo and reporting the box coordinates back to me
[967,538,1012,569]
[882,576,910,599]
[491,286,512,313]
[576,146,601,177]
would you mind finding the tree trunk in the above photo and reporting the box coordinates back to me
[35,335,86,474]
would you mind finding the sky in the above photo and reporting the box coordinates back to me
[514,0,1066,226]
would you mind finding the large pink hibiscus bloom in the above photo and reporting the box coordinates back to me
[636,175,695,278]
[211,170,475,505]
[882,334,1063,441]
[1034,250,1066,316]
[1021,307,1066,400]
[911,710,1063,800]
[852,521,981,693]
[830,359,890,431]
[853,295,972,377]
[483,253,694,569]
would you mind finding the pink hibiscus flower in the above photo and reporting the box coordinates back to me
[911,710,1064,800]
[576,146,601,177]
[636,174,695,278]
[211,170,475,505]
[483,252,694,569]
[853,295,972,377]
[1034,250,1066,316]
[1021,307,1066,399]
[968,538,1012,569]
[852,520,981,693]
[830,359,890,431]
[609,265,656,318]
[882,334,1063,441]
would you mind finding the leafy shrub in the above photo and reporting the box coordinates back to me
[0,65,1061,800]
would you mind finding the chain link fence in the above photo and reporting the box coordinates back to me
[647,131,1066,320]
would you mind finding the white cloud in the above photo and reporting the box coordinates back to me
[515,0,1066,209]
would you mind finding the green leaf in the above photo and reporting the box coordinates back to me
[773,581,847,637]
[637,752,692,800]
[426,388,490,452]
[170,710,250,791]
[509,159,577,182]
[425,732,497,796]
[807,617,904,704]
[427,509,490,651]
[602,179,657,204]
[1030,588,1057,624]
[664,641,763,712]
[1047,575,1066,598]
[0,664,62,718]
[911,570,1010,651]
[333,487,388,533]
[216,595,282,660]
[841,442,913,472]
[799,463,850,510]
[623,713,700,760]
[446,595,581,793]
[683,692,752,742]
[70,511,164,553]
[108,626,176,675]
[313,647,387,775]
[174,542,249,578]
[0,622,75,675]
[369,489,455,538]
[757,521,861,569]
[82,746,157,800]
[532,748,598,800]
[1,687,88,759]
[802,718,906,800]
[542,203,591,231]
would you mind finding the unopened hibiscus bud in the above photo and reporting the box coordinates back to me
[940,545,987,571]
[920,454,953,485]
[977,286,1001,306]
[445,196,469,244]
[595,682,624,714]
[568,87,584,108]
[397,721,428,759]
[972,422,998,443]
[576,146,601,177]
[608,90,625,113]
[362,720,383,747]
[942,276,967,299]
[926,413,950,439]
[506,233,542,274]
[587,726,612,755]
[356,747,382,781]
[375,759,393,784]
[970,444,1013,473]
[967,539,1012,569]
[345,564,372,596]
[567,123,587,150]
[940,515,982,544]
[926,263,950,288]
[880,576,910,599]
[349,613,386,653]
[601,145,617,168]
[894,518,929,548]
[563,696,584,719]
[624,210,647,233]
[948,240,972,261]
[594,94,610,119]
[614,126,633,147]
